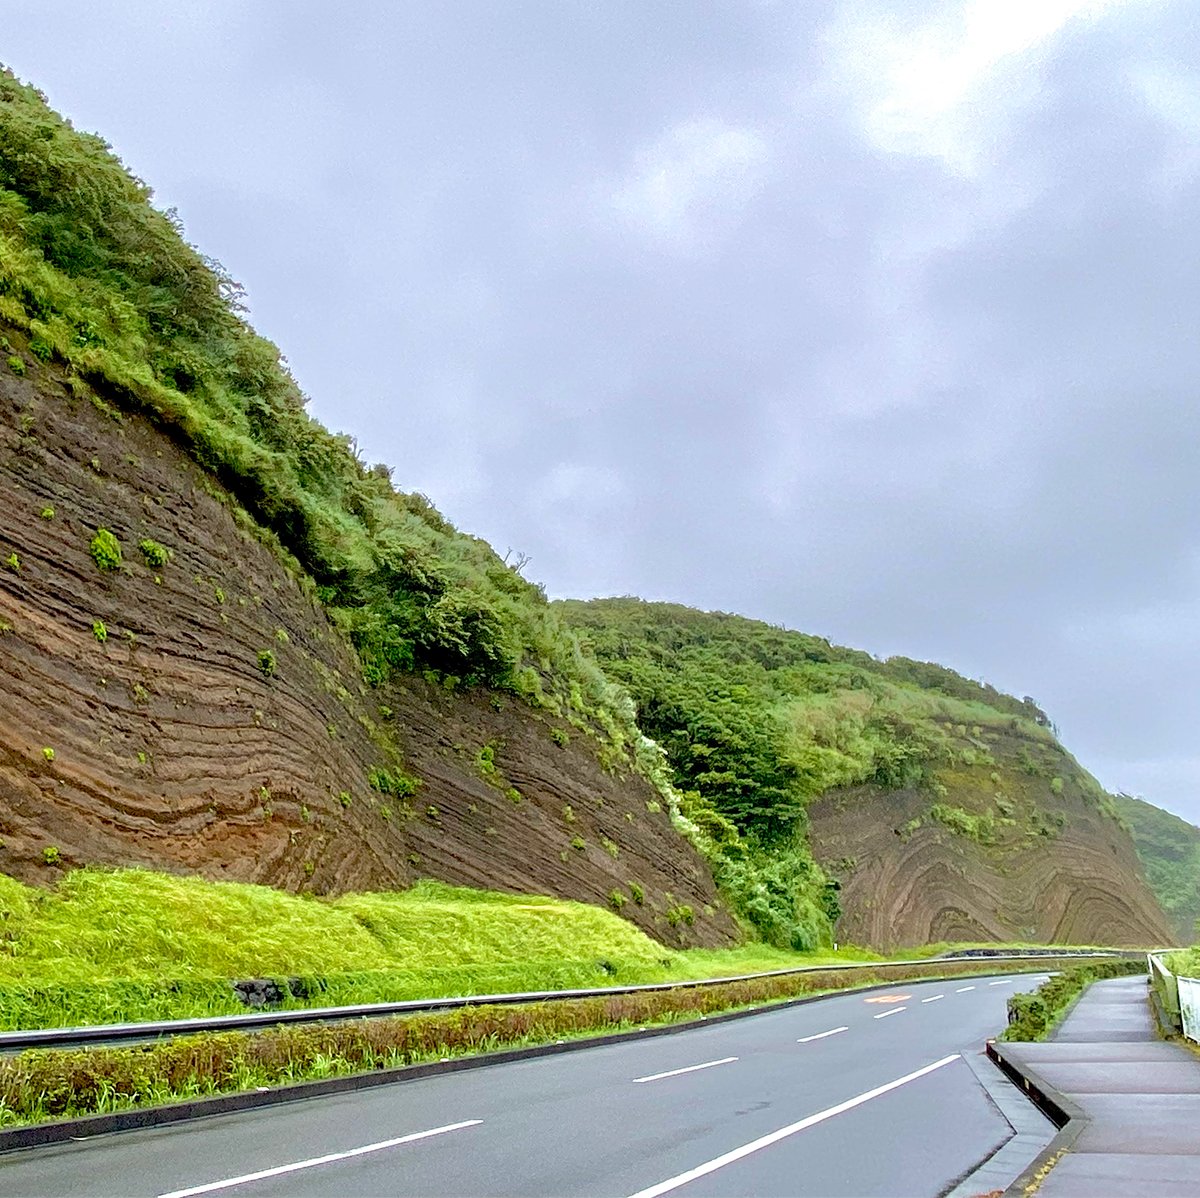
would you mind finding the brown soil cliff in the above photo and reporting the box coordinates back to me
[0,332,737,947]
[808,722,1171,949]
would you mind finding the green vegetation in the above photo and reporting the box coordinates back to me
[39,506,53,520]
[929,803,995,844]
[88,528,121,571]
[138,539,168,567]
[4,552,18,572]
[1001,959,1146,1040]
[256,648,275,677]
[558,599,1059,949]
[1113,794,1200,945]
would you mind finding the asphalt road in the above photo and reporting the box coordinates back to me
[0,973,1045,1198]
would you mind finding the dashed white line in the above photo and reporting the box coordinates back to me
[873,1006,907,1019]
[157,1120,482,1198]
[956,986,976,992]
[797,1026,848,1043]
[988,979,1013,986]
[920,994,945,1003]
[625,1055,961,1198]
[633,1057,738,1083]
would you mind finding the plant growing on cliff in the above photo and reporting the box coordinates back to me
[41,747,54,762]
[138,539,168,567]
[5,552,18,571]
[41,846,60,865]
[368,767,418,798]
[257,649,276,677]
[39,506,53,520]
[89,529,122,571]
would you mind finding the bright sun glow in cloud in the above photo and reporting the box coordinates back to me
[830,0,1154,169]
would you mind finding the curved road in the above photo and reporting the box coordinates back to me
[0,973,1047,1197]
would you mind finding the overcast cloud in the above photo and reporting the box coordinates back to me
[7,0,1200,821]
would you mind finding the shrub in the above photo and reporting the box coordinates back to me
[7,355,24,375]
[41,846,60,865]
[89,529,122,571]
[608,889,626,910]
[338,791,352,808]
[570,836,586,852]
[138,540,168,567]
[628,882,644,905]
[41,747,54,762]
[5,552,19,572]
[549,728,569,747]
[39,506,54,520]
[368,767,419,798]
[1050,777,1064,794]
[257,649,276,677]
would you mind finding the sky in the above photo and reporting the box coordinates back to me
[6,0,1200,822]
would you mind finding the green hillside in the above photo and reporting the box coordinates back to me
[557,598,1129,949]
[1112,795,1200,944]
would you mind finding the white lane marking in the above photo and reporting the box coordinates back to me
[956,986,976,992]
[920,995,944,1003]
[873,1006,907,1019]
[633,1056,738,1083]
[797,1026,848,1043]
[989,980,1013,986]
[157,1120,482,1198]
[626,1055,961,1198]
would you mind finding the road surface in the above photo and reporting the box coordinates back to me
[0,973,1044,1197]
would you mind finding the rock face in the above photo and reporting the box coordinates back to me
[808,722,1172,949]
[0,331,737,947]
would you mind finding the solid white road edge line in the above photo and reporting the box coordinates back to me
[797,1026,849,1043]
[625,1054,962,1198]
[157,1120,483,1198]
[633,1057,738,1083]
[956,986,976,992]
[873,1006,907,1019]
[920,995,944,1003]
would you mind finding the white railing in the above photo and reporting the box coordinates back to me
[1148,951,1200,1042]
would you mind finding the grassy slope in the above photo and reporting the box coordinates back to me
[557,598,1134,949]
[1113,795,1200,945]
[0,866,887,1029]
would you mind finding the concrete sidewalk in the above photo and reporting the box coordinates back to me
[993,975,1200,1196]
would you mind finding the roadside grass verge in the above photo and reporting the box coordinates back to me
[999,959,1147,1041]
[0,958,1080,1128]
[0,868,1123,1031]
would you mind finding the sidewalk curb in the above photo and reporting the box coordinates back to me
[986,1041,1089,1197]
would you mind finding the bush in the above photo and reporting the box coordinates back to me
[256,649,275,677]
[91,621,107,642]
[138,539,168,567]
[89,529,122,571]
[1001,960,1146,1040]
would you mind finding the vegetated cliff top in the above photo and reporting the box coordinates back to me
[1113,794,1200,945]
[558,598,1171,949]
[0,67,635,750]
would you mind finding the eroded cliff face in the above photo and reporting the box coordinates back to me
[808,722,1171,949]
[0,331,737,947]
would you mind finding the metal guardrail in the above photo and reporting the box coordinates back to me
[0,949,1124,1053]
